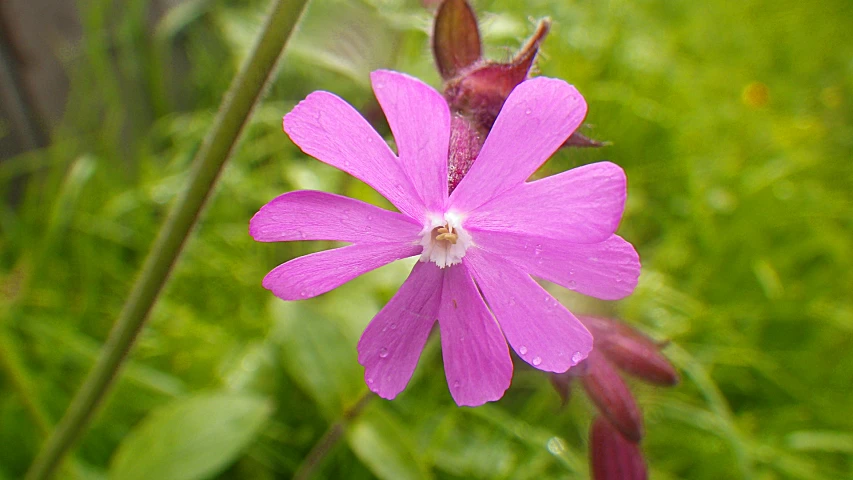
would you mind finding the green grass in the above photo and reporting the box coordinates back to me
[1,0,852,478]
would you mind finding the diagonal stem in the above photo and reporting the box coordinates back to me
[0,331,52,436]
[292,392,374,480]
[24,1,310,478]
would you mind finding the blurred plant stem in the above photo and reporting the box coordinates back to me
[293,391,375,480]
[24,0,311,478]
[0,332,52,435]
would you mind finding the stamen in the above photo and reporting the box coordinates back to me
[419,212,471,268]
[435,225,458,244]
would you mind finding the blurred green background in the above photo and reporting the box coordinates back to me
[1,0,851,478]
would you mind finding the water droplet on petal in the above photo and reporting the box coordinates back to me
[300,291,307,297]
[453,380,461,389]
[525,109,532,115]
[367,377,374,384]
[379,348,389,358]
[519,345,528,355]
[571,351,583,364]
[532,356,542,366]
[568,280,577,288]
[390,323,397,330]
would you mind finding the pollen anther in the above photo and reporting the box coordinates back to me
[435,225,458,244]
[419,213,471,268]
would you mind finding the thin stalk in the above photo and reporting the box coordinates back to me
[293,392,374,480]
[24,1,310,478]
[0,332,52,435]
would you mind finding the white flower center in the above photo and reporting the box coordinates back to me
[419,212,472,268]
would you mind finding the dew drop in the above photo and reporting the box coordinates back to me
[532,356,542,366]
[300,291,308,297]
[367,214,373,220]
[453,380,461,389]
[568,280,577,288]
[519,345,528,355]
[379,348,389,358]
[389,323,397,330]
[590,256,599,262]
[571,351,583,364]
[525,109,532,115]
[367,377,374,384]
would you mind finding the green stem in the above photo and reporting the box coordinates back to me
[24,1,310,478]
[0,331,52,436]
[292,392,374,480]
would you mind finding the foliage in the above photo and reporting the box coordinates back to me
[1,0,851,478]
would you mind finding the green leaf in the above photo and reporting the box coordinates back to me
[108,392,272,480]
[270,297,366,417]
[346,404,433,480]
[287,0,402,86]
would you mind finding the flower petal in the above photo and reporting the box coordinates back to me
[263,243,420,300]
[465,248,592,373]
[250,190,422,244]
[357,262,443,399]
[371,71,450,210]
[450,77,587,212]
[472,232,640,300]
[283,91,425,220]
[464,161,627,244]
[438,263,512,406]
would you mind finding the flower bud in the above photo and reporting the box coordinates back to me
[590,416,648,480]
[443,19,550,133]
[579,316,680,386]
[580,350,644,442]
[433,0,482,80]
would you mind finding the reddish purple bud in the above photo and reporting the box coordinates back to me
[580,316,680,386]
[433,0,482,80]
[580,350,644,443]
[590,417,648,480]
[447,114,482,193]
[444,20,550,131]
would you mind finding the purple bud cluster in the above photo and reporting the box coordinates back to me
[431,0,602,192]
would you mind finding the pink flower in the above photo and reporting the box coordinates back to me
[250,70,640,406]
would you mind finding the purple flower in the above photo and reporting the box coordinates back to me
[250,70,640,406]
